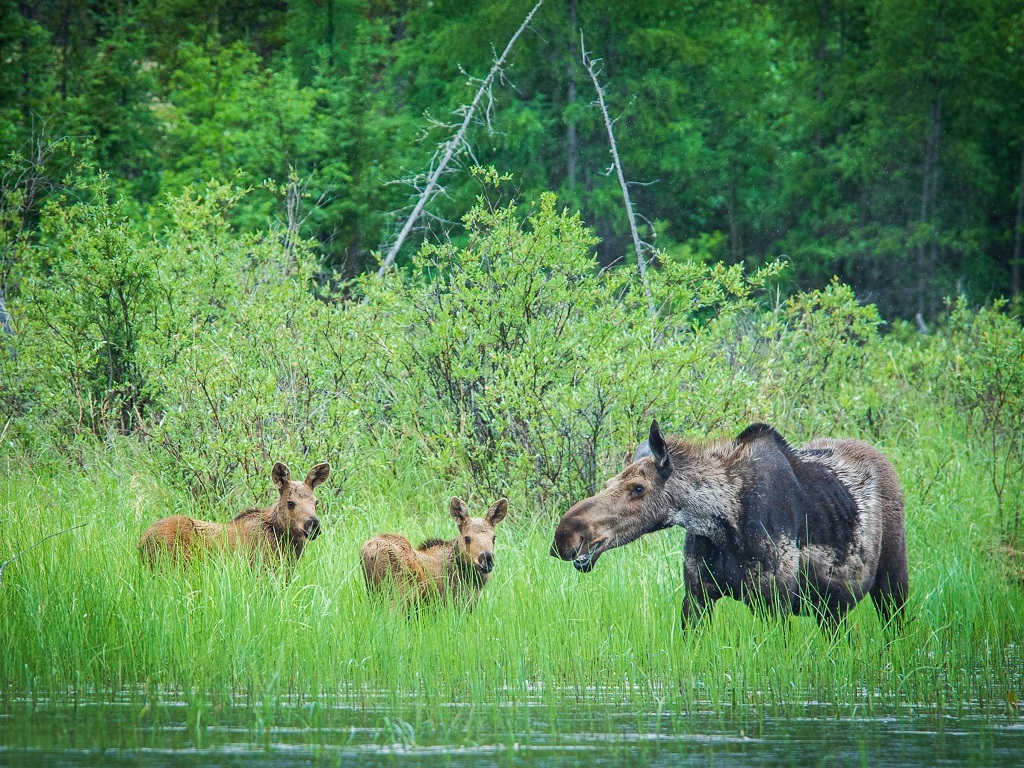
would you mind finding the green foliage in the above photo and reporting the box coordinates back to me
[68,18,160,202]
[0,1,57,149]
[359,179,782,500]
[385,189,620,496]
[4,1,1022,311]
[754,279,885,436]
[139,181,375,501]
[11,178,154,438]
[940,299,1024,539]
[159,41,319,229]
[7,169,1021,544]
[96,177,778,504]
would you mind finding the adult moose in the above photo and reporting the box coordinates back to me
[139,461,331,566]
[551,421,907,631]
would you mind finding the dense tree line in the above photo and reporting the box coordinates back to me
[2,0,1023,320]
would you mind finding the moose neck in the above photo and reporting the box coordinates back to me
[447,544,486,587]
[662,443,739,545]
[261,500,295,551]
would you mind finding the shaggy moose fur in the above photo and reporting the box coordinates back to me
[138,462,330,566]
[361,497,508,609]
[551,421,907,630]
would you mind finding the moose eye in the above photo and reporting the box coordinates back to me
[287,501,296,510]
[464,536,471,544]
[632,484,645,496]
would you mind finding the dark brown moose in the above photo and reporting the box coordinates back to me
[551,421,908,630]
[361,497,508,609]
[139,462,331,566]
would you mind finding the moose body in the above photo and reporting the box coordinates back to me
[139,462,330,566]
[552,422,907,629]
[361,497,507,609]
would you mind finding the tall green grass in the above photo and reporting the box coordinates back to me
[1,417,1020,721]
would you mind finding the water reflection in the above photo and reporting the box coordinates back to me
[1,693,1021,767]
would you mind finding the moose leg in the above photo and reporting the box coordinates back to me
[870,520,909,630]
[680,554,720,630]
[810,586,861,638]
[681,590,713,629]
[869,560,909,630]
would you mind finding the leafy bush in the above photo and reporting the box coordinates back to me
[140,182,389,502]
[9,178,154,439]
[940,299,1024,539]
[752,279,885,438]
[120,177,788,504]
[367,181,783,501]
[9,173,958,518]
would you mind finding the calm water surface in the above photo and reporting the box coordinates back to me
[1,693,1021,767]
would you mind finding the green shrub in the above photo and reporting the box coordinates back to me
[139,182,389,502]
[752,279,885,438]
[133,178,788,506]
[365,182,783,501]
[6,173,936,518]
[941,299,1024,540]
[9,178,154,440]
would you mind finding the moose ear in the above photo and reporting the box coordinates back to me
[271,462,291,492]
[304,462,331,489]
[485,498,508,526]
[630,440,653,466]
[648,420,673,478]
[449,497,470,527]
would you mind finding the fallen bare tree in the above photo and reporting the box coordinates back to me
[377,0,546,277]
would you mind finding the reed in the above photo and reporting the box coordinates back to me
[1,418,1020,726]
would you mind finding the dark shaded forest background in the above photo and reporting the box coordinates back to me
[2,0,1023,321]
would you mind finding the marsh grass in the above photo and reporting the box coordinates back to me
[1,418,1021,733]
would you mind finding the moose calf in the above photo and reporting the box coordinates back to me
[361,497,508,610]
[139,461,330,566]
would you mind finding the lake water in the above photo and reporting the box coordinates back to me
[2,692,1022,767]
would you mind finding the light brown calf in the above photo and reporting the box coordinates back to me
[361,497,508,609]
[139,462,331,566]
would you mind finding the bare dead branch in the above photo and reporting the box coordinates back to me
[580,30,656,319]
[377,0,546,277]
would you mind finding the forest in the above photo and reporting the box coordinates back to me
[3,0,1024,321]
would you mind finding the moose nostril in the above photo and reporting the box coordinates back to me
[305,518,321,538]
[479,552,494,572]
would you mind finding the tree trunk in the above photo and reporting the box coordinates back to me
[581,31,655,319]
[1012,139,1024,300]
[815,0,828,148]
[377,0,547,276]
[917,88,942,320]
[566,0,579,189]
[0,288,12,337]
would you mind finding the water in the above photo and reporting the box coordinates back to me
[2,693,1022,767]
